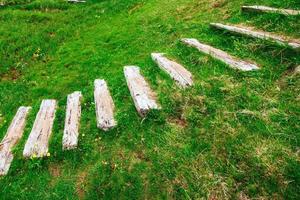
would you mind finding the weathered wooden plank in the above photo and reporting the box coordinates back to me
[151,53,193,88]
[210,23,300,51]
[242,5,300,16]
[62,92,82,150]
[23,100,57,158]
[124,66,160,117]
[94,79,117,131]
[295,65,300,74]
[68,0,86,3]
[0,107,31,176]
[181,38,260,71]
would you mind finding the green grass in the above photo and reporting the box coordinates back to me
[0,0,299,199]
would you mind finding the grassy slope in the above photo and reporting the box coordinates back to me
[0,0,299,199]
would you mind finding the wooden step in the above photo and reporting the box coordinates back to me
[181,38,260,71]
[151,53,193,88]
[23,100,57,158]
[0,107,31,176]
[94,79,117,131]
[68,0,86,3]
[295,65,300,75]
[242,5,300,16]
[124,66,160,117]
[210,23,300,51]
[62,92,82,150]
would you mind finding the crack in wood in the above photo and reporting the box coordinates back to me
[0,107,31,176]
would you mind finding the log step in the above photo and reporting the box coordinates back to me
[151,53,193,88]
[242,5,300,16]
[23,100,57,158]
[94,79,117,131]
[295,65,300,75]
[210,23,300,51]
[181,38,260,71]
[68,0,86,3]
[124,66,160,117]
[63,92,82,150]
[0,107,31,176]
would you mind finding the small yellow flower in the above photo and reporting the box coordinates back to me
[47,152,51,157]
[102,161,108,165]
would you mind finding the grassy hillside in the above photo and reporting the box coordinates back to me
[0,0,299,199]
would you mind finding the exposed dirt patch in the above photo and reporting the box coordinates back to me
[238,192,250,200]
[172,175,189,192]
[76,170,88,200]
[1,68,21,81]
[135,150,146,161]
[48,164,61,187]
[212,0,228,8]
[208,194,218,200]
[49,164,61,177]
[168,117,188,128]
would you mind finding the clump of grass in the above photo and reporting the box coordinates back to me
[23,0,69,12]
[0,0,32,6]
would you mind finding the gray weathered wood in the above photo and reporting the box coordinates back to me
[242,5,300,16]
[23,100,57,158]
[63,92,82,150]
[124,66,160,117]
[181,38,260,71]
[295,65,300,74]
[68,0,86,3]
[210,23,300,51]
[94,79,117,131]
[0,107,31,176]
[151,53,193,88]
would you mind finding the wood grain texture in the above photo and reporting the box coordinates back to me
[210,23,300,51]
[63,92,82,150]
[0,107,31,176]
[94,79,117,131]
[23,100,57,158]
[181,38,260,71]
[124,66,160,117]
[151,53,193,88]
[242,5,300,16]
